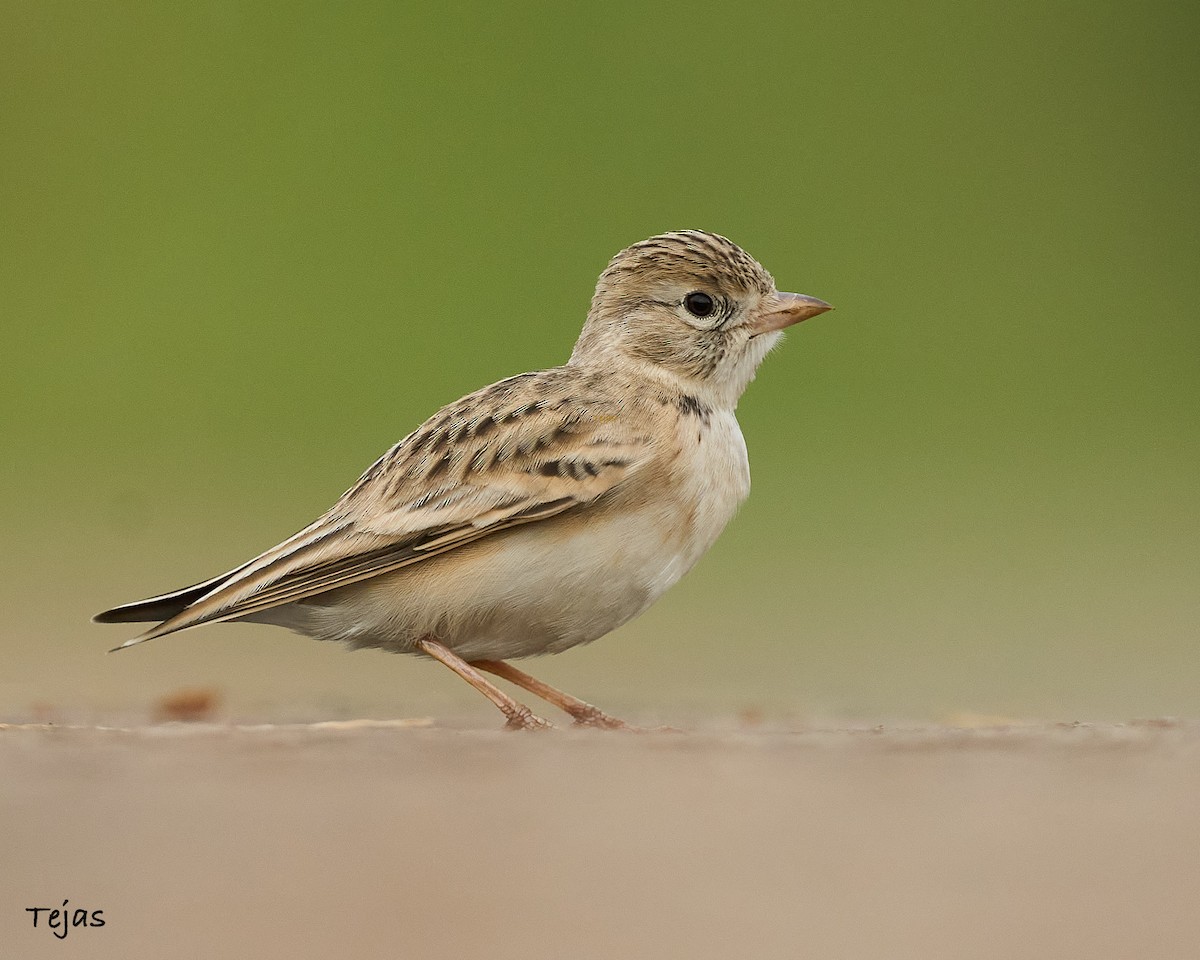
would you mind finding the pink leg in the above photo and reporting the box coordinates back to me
[417,638,552,730]
[471,659,630,729]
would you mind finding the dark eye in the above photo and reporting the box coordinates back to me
[683,291,715,318]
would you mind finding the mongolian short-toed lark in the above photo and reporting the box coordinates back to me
[96,231,832,729]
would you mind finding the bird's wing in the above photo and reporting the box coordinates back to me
[115,369,658,647]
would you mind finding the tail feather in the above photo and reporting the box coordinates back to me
[94,570,241,651]
[93,575,231,624]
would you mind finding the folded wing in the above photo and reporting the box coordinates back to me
[107,369,656,648]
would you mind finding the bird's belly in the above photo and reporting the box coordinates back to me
[279,507,675,660]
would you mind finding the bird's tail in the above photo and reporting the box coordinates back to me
[94,571,237,651]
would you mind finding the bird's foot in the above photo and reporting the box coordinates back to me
[568,705,649,731]
[504,706,554,731]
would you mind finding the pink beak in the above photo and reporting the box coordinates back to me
[748,292,833,337]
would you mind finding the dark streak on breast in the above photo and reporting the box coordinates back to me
[676,394,712,425]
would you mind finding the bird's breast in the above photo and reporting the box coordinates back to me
[654,408,750,581]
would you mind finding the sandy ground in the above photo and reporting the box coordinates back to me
[3,717,1199,960]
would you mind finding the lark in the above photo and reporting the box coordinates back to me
[95,231,832,729]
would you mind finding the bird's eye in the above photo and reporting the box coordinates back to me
[683,291,715,318]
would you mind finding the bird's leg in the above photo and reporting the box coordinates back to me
[470,659,630,730]
[416,638,552,730]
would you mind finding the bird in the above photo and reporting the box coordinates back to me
[95,230,832,730]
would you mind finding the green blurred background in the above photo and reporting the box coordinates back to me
[2,1,1196,722]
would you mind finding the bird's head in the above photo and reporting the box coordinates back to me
[570,230,831,408]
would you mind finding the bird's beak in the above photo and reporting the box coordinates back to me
[747,292,833,337]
